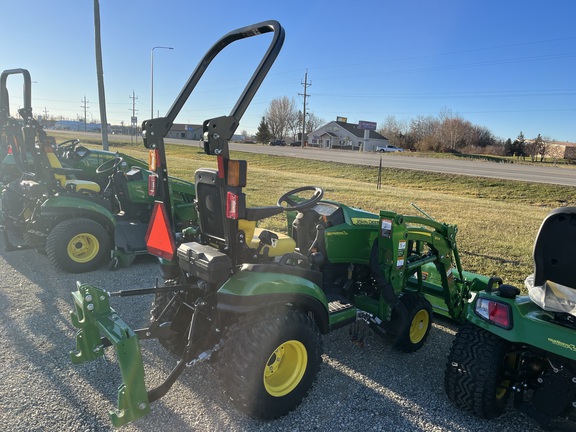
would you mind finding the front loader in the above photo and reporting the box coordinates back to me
[68,20,491,427]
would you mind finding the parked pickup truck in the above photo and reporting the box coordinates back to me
[376,145,403,152]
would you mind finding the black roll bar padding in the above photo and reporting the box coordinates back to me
[0,68,32,123]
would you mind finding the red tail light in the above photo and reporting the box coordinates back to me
[475,298,512,329]
[226,191,238,219]
[7,145,12,155]
[148,174,157,196]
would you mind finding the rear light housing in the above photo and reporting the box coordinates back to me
[475,297,512,329]
[148,173,158,196]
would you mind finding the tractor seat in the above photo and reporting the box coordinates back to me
[527,207,576,317]
[239,219,296,257]
[45,151,101,193]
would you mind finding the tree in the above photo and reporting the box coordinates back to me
[265,96,297,140]
[254,117,271,143]
[379,115,408,148]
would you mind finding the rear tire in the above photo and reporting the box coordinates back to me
[217,310,322,419]
[445,322,515,419]
[46,218,110,273]
[390,293,432,353]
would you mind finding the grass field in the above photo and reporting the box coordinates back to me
[52,133,576,287]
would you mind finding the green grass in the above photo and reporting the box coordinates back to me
[51,133,576,287]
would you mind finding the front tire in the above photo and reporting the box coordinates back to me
[217,310,322,419]
[46,218,110,273]
[445,322,515,419]
[389,293,433,353]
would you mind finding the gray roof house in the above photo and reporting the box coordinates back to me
[308,121,388,152]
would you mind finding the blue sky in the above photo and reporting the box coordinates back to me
[3,1,576,142]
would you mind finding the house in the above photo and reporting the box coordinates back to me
[308,120,388,152]
[544,141,576,160]
[166,123,203,140]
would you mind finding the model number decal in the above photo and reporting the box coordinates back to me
[548,338,576,351]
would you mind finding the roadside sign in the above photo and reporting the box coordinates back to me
[358,120,377,130]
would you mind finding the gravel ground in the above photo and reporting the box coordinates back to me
[0,247,545,432]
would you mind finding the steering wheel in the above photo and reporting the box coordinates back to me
[96,157,124,175]
[277,186,324,211]
[57,139,80,157]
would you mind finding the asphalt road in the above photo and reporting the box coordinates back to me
[54,131,576,187]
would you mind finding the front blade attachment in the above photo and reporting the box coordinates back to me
[70,282,150,427]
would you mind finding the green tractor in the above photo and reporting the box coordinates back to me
[0,68,197,273]
[68,21,493,427]
[445,207,576,430]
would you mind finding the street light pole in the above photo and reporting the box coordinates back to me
[150,46,174,119]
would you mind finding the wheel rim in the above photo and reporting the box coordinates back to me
[67,233,100,263]
[496,352,516,400]
[409,309,430,344]
[263,340,308,397]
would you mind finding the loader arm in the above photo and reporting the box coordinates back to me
[377,210,474,321]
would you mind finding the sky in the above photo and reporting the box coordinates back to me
[2,0,576,142]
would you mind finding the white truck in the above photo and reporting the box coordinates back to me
[376,145,403,152]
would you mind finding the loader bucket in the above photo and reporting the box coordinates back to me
[70,282,150,427]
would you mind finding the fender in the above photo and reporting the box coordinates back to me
[40,195,116,231]
[467,291,576,358]
[217,269,330,333]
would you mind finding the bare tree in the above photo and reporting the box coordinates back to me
[305,112,324,134]
[407,115,439,147]
[265,96,297,140]
[379,115,408,148]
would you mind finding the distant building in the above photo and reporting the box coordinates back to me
[308,120,388,152]
[166,123,203,140]
[54,120,108,132]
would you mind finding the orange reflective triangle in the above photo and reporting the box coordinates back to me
[145,202,176,260]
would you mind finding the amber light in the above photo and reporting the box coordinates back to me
[148,149,158,171]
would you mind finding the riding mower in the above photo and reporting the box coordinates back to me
[0,69,196,273]
[68,20,493,427]
[445,207,576,430]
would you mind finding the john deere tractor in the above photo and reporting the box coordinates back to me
[0,68,196,273]
[445,207,576,430]
[67,21,495,427]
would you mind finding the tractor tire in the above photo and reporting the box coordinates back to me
[150,279,188,357]
[46,218,110,273]
[217,309,322,420]
[389,293,433,353]
[445,322,515,419]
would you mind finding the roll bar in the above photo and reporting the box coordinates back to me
[142,20,285,158]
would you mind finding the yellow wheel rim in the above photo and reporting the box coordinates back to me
[67,233,100,263]
[263,340,307,397]
[409,309,430,344]
[496,352,516,399]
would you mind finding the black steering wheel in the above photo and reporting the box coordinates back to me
[57,139,80,157]
[96,157,124,175]
[277,186,324,211]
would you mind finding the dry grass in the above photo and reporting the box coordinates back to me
[52,133,571,287]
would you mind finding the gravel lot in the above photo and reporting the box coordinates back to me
[0,247,544,432]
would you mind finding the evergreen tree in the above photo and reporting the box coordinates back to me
[255,117,271,143]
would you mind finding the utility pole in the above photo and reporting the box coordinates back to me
[299,71,311,147]
[93,0,109,150]
[43,107,49,126]
[81,96,89,132]
[129,90,138,144]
